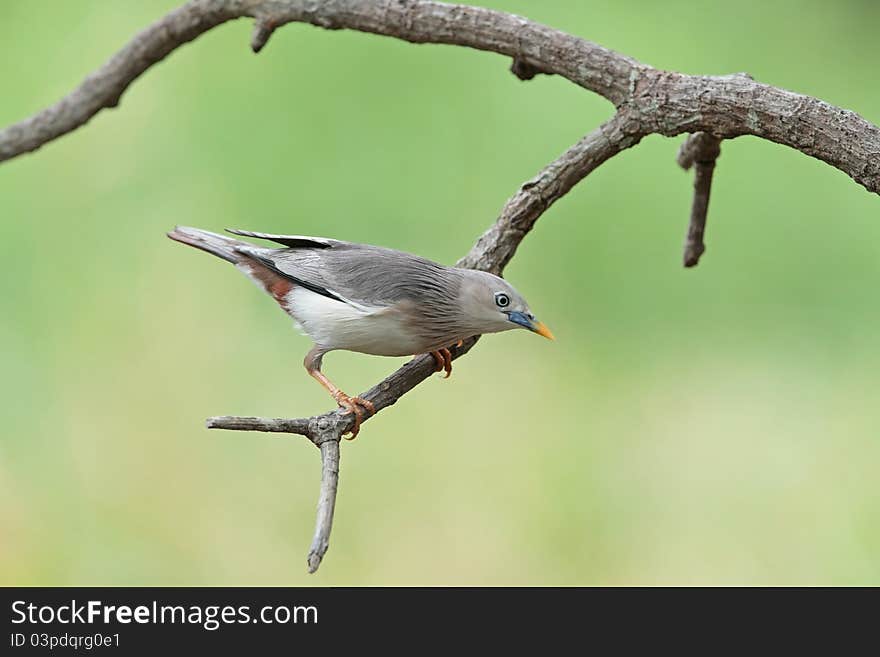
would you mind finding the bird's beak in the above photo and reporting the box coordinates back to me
[507,311,555,340]
[532,320,555,340]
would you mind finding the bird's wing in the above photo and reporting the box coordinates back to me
[237,240,461,312]
[227,229,374,308]
[225,228,339,249]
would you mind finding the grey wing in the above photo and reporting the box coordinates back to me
[240,240,462,310]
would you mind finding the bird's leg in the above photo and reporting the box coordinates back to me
[429,348,453,378]
[309,370,375,439]
[304,347,374,439]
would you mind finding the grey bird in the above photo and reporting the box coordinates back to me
[168,227,554,437]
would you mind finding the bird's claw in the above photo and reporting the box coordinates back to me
[334,392,375,439]
[430,348,453,378]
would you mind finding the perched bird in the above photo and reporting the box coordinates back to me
[168,227,554,437]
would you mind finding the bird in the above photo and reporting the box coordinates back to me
[167,226,554,437]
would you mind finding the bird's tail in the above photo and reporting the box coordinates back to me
[167,226,247,263]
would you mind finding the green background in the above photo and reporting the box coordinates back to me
[1,1,878,585]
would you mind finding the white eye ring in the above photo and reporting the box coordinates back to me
[495,292,510,308]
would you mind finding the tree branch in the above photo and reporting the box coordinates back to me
[3,0,878,197]
[459,111,642,273]
[208,336,479,438]
[4,0,878,572]
[0,0,639,163]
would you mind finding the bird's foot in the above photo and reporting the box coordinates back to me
[334,392,375,439]
[430,348,453,378]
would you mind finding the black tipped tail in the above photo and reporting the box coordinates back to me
[167,226,244,264]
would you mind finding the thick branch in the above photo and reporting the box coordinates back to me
[4,0,878,197]
[0,2,233,162]
[0,0,638,162]
[639,72,880,195]
[677,132,722,267]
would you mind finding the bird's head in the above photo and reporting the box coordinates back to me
[457,270,554,340]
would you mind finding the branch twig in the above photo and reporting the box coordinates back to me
[308,440,340,573]
[206,416,310,434]
[677,132,722,267]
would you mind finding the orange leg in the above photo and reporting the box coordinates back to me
[305,348,374,439]
[430,348,453,378]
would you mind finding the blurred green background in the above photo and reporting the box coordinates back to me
[1,0,879,585]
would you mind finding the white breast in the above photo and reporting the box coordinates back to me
[285,287,426,356]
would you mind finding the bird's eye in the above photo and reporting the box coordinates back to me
[495,292,510,308]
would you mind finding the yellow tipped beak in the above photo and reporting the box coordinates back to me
[532,321,555,341]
